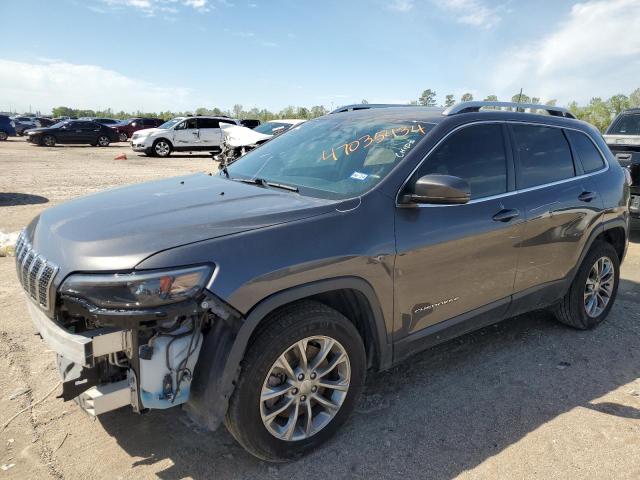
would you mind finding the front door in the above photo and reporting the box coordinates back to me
[173,118,199,149]
[394,123,523,339]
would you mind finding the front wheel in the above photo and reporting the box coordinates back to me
[153,139,172,157]
[0,131,7,141]
[41,135,56,147]
[554,241,620,329]
[225,301,366,462]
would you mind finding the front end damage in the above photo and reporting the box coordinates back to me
[17,233,243,424]
[214,124,272,168]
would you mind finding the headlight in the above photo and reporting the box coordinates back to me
[59,265,213,309]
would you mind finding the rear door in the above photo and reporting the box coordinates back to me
[197,118,223,148]
[509,123,604,297]
[58,121,81,143]
[172,118,199,149]
[394,123,524,337]
[78,121,101,144]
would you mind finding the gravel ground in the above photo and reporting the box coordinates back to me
[1,137,639,479]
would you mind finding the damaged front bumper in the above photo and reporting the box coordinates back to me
[26,290,240,422]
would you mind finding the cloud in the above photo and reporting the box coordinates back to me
[0,58,203,113]
[489,0,640,104]
[388,0,414,12]
[436,0,502,28]
[101,0,211,15]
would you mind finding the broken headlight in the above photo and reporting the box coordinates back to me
[59,265,213,309]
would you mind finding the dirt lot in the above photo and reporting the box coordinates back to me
[1,137,639,479]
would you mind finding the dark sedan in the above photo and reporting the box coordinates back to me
[25,120,119,147]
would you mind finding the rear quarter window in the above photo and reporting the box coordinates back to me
[608,114,640,135]
[511,124,575,189]
[566,130,606,174]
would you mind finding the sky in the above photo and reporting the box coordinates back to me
[1,0,639,114]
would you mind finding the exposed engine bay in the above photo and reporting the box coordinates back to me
[214,124,272,168]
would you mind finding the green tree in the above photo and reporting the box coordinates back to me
[297,107,310,119]
[608,94,630,115]
[461,93,473,102]
[545,99,557,106]
[419,89,437,106]
[444,94,455,107]
[232,104,244,118]
[629,88,640,108]
[361,99,369,104]
[483,95,498,102]
[408,100,418,105]
[310,105,328,118]
[511,92,531,104]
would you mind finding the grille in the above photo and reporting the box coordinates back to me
[14,231,59,310]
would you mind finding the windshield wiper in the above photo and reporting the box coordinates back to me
[232,177,299,192]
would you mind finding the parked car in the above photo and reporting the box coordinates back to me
[115,117,165,142]
[604,108,640,218]
[12,116,37,135]
[240,119,261,129]
[131,116,239,157]
[92,118,123,126]
[25,120,119,147]
[35,117,56,128]
[0,115,16,140]
[253,119,305,136]
[215,123,273,167]
[17,101,629,462]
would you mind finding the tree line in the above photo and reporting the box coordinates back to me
[50,86,640,132]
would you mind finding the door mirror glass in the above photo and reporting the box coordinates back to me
[402,174,470,205]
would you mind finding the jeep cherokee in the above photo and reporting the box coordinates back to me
[16,101,630,462]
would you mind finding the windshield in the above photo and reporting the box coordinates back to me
[158,117,184,129]
[253,122,293,135]
[609,114,640,135]
[227,113,435,200]
[50,120,69,128]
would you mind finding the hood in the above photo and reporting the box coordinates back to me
[25,127,52,134]
[27,173,335,273]
[222,124,272,147]
[133,127,164,137]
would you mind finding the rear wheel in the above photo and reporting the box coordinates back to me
[0,131,7,141]
[225,301,366,462]
[118,132,128,142]
[554,241,620,329]
[41,135,56,147]
[153,139,172,157]
[97,135,110,147]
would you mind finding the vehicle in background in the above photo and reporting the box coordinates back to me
[92,118,124,126]
[239,119,261,129]
[329,103,414,114]
[131,116,239,157]
[12,116,37,135]
[252,119,305,136]
[115,117,165,142]
[0,115,17,141]
[604,108,640,218]
[215,123,273,167]
[35,117,56,128]
[25,120,119,147]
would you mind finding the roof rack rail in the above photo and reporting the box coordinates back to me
[442,101,576,119]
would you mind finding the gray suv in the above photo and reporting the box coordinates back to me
[16,101,630,462]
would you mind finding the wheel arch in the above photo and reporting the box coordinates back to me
[186,277,392,430]
[573,218,628,281]
[153,137,173,148]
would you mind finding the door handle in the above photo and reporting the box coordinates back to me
[492,208,520,222]
[578,191,596,202]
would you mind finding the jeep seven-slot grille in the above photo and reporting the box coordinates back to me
[14,231,58,310]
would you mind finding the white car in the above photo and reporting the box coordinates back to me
[131,116,240,157]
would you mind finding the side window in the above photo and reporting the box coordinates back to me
[197,118,220,129]
[175,119,197,130]
[142,119,154,126]
[566,130,605,174]
[511,124,574,189]
[415,124,508,199]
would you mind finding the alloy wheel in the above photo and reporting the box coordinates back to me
[260,336,351,442]
[155,141,170,156]
[98,136,110,147]
[119,132,128,142]
[584,256,615,318]
[43,135,55,147]
[0,132,7,141]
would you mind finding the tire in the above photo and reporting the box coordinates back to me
[41,135,56,147]
[554,241,620,329]
[118,132,128,142]
[225,300,366,462]
[97,135,110,147]
[0,131,7,141]
[153,139,172,157]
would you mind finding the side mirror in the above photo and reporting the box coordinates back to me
[401,174,470,205]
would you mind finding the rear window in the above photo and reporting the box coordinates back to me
[608,114,640,135]
[512,124,575,189]
[566,130,606,174]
